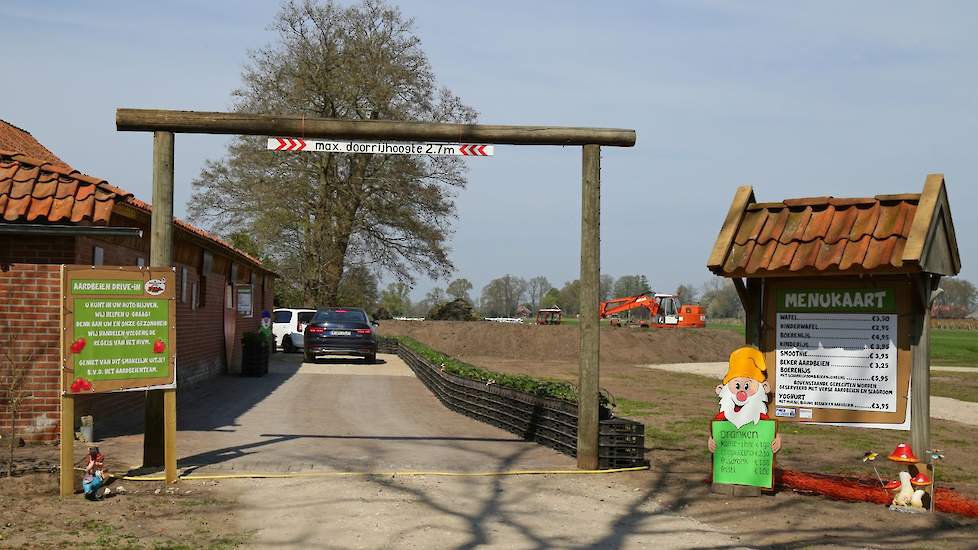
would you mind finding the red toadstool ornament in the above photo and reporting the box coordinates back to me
[884,479,902,490]
[910,472,932,487]
[888,443,919,463]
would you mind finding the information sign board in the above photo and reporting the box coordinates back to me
[61,266,177,394]
[766,280,911,426]
[711,420,775,488]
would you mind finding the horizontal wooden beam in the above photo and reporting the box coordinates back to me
[116,109,636,147]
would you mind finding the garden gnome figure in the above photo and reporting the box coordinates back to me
[259,310,273,347]
[708,347,782,452]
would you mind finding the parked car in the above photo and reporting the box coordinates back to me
[272,308,316,353]
[303,307,379,363]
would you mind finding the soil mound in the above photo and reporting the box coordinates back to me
[380,321,742,364]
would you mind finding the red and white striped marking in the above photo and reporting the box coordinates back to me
[267,138,493,156]
[271,138,308,151]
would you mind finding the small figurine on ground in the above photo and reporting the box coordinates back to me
[82,446,105,500]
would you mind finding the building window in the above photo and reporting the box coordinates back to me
[199,275,208,307]
[181,267,189,303]
[236,284,253,318]
[225,284,234,309]
[136,257,146,267]
[202,251,213,274]
[191,282,200,310]
[93,246,105,266]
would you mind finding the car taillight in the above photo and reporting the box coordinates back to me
[356,328,372,335]
[307,326,324,334]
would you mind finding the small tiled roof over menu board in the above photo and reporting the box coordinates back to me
[708,174,960,278]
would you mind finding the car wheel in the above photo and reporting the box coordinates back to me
[365,353,376,364]
[283,336,295,354]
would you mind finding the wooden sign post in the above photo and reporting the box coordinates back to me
[59,266,177,496]
[708,175,960,509]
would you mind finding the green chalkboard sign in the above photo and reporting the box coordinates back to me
[712,420,775,488]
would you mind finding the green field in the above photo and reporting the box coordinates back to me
[707,321,978,367]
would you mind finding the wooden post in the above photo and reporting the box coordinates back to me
[577,144,601,469]
[911,275,939,456]
[144,131,178,483]
[59,395,74,496]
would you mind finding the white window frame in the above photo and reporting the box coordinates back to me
[93,246,105,266]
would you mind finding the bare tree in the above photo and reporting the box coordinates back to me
[1,326,34,478]
[526,276,552,311]
[480,275,528,317]
[189,0,476,305]
[446,278,473,302]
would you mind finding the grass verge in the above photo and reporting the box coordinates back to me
[392,335,609,405]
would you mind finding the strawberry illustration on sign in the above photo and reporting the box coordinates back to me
[70,338,86,353]
[70,377,93,393]
[153,339,166,353]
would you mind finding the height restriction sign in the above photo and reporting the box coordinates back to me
[268,137,493,156]
[61,265,177,394]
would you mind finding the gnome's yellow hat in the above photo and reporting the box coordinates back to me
[723,347,767,384]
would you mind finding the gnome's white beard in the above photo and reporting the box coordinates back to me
[718,385,769,429]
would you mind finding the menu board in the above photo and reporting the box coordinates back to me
[62,266,177,394]
[712,420,775,488]
[774,288,903,421]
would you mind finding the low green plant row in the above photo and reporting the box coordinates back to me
[391,336,609,406]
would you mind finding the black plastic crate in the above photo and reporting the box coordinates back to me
[598,456,649,469]
[599,417,644,435]
[599,433,643,447]
[598,445,644,459]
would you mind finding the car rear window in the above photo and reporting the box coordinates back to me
[273,310,292,323]
[313,309,367,323]
[297,311,315,323]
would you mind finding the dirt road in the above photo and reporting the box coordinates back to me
[213,353,740,549]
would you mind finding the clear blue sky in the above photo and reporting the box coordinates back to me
[3,1,975,300]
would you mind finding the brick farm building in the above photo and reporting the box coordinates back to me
[0,120,274,442]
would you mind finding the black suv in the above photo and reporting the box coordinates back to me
[303,308,379,363]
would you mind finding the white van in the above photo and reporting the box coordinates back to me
[272,308,316,352]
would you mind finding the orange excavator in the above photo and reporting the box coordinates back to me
[599,292,705,328]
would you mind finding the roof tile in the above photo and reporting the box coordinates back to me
[49,196,75,222]
[27,195,52,221]
[734,209,768,246]
[839,235,872,270]
[863,235,900,270]
[757,207,789,244]
[768,241,799,271]
[779,207,812,243]
[849,205,881,241]
[790,240,821,271]
[801,205,835,242]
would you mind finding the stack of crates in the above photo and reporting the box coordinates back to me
[598,417,648,469]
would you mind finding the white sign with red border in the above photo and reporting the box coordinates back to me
[267,138,493,156]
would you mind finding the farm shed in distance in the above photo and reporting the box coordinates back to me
[0,119,274,442]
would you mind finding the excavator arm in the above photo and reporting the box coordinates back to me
[599,292,661,318]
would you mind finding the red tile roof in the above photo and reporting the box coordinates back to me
[0,149,268,270]
[0,121,71,169]
[708,175,960,277]
[0,149,129,224]
[727,196,918,274]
